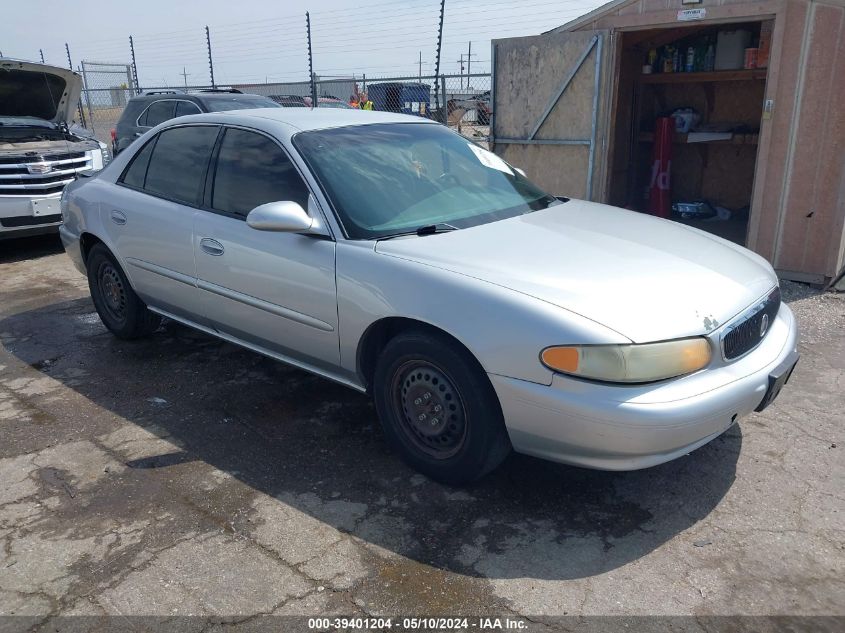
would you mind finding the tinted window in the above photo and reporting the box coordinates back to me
[119,137,156,188]
[175,101,201,117]
[211,128,309,218]
[144,126,218,205]
[144,100,176,126]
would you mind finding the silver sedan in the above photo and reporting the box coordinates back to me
[60,108,799,484]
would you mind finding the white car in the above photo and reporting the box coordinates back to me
[0,59,108,239]
[60,108,799,484]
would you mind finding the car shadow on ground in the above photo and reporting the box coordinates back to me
[0,233,65,264]
[0,296,741,581]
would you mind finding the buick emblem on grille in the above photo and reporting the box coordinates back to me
[759,313,770,338]
[26,162,52,175]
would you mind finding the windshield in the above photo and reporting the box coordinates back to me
[294,123,558,239]
[202,95,282,112]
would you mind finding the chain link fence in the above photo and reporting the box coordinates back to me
[78,66,491,148]
[79,61,137,144]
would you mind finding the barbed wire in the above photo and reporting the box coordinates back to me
[22,0,600,86]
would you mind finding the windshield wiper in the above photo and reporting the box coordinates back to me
[415,222,459,236]
[376,223,459,241]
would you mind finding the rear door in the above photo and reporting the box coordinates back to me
[103,124,219,320]
[193,126,340,371]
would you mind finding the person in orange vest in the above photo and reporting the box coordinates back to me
[358,91,374,110]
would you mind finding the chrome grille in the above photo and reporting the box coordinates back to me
[0,151,92,196]
[722,287,781,360]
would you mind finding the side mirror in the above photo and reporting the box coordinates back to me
[246,201,313,232]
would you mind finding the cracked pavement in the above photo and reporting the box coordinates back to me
[0,235,843,628]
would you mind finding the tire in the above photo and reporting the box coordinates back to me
[373,330,511,485]
[86,243,161,339]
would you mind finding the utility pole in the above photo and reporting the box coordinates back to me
[466,41,475,89]
[129,35,140,94]
[205,26,215,88]
[457,54,465,89]
[39,49,44,63]
[433,0,445,123]
[306,12,317,108]
[181,67,190,89]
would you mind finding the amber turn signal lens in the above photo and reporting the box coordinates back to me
[541,346,579,373]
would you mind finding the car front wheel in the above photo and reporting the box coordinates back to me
[373,330,511,485]
[87,243,161,339]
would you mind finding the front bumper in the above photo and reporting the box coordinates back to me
[0,194,62,239]
[491,303,799,471]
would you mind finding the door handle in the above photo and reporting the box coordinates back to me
[199,237,225,256]
[110,210,127,225]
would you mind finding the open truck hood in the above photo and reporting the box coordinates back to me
[0,59,83,124]
[375,200,778,343]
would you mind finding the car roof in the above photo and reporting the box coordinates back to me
[128,91,271,103]
[196,92,270,100]
[179,107,438,133]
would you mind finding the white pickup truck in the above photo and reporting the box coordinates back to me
[1,59,109,239]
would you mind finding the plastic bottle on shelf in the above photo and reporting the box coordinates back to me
[704,43,716,72]
[685,46,695,72]
[663,46,674,73]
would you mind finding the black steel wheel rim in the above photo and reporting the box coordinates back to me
[97,262,127,324]
[390,360,468,459]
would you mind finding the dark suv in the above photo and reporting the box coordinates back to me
[111,89,280,155]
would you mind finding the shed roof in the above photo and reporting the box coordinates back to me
[550,0,635,33]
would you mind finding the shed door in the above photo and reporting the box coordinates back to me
[492,29,611,200]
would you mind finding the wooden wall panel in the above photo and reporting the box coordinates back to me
[746,0,805,261]
[493,30,611,200]
[774,0,845,277]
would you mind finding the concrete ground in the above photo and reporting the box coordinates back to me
[0,235,843,630]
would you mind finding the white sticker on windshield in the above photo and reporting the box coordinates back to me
[467,143,513,175]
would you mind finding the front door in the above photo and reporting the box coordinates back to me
[102,124,219,320]
[193,126,339,371]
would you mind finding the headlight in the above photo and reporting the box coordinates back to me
[541,338,712,384]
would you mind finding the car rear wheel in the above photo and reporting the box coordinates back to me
[87,244,161,339]
[373,330,511,485]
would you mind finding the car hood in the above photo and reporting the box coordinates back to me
[0,59,83,124]
[374,200,777,343]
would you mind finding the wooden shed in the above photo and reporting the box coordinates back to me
[491,0,845,285]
